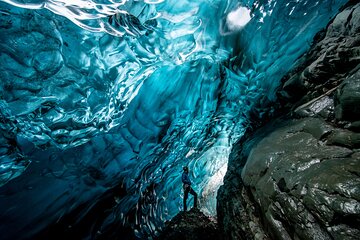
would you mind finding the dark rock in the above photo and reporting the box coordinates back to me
[233,117,359,240]
[302,117,333,140]
[334,69,360,121]
[280,3,360,108]
[326,129,360,148]
[217,175,270,240]
[346,121,360,132]
[158,208,221,240]
[282,73,307,100]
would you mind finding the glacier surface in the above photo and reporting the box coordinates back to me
[0,0,348,238]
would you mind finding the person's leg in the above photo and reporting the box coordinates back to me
[189,187,198,208]
[183,187,189,211]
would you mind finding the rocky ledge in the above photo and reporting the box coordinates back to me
[217,2,360,240]
[158,208,221,240]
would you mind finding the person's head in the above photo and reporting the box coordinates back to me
[183,166,189,173]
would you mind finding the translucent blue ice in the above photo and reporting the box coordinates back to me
[0,0,348,238]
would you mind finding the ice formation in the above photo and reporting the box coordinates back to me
[0,0,348,238]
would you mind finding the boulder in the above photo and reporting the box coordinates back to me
[241,117,359,240]
[335,69,360,121]
[158,208,221,240]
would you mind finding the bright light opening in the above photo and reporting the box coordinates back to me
[226,6,251,30]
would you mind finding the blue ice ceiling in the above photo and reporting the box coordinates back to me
[0,0,347,238]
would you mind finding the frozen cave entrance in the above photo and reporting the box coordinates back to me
[0,0,349,239]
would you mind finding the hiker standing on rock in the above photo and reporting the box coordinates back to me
[182,166,198,211]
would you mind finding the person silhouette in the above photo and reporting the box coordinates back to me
[182,166,198,211]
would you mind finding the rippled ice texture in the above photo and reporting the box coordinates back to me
[0,0,347,238]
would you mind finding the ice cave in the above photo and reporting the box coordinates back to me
[0,0,359,239]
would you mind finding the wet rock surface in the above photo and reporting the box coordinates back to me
[158,208,221,240]
[218,2,360,240]
[241,117,360,240]
[279,1,360,109]
[335,70,360,121]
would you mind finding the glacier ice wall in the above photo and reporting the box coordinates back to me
[0,0,348,238]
